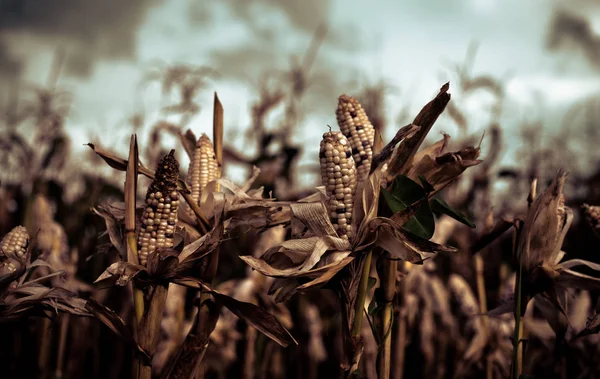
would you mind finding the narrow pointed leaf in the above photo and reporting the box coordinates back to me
[431,198,476,228]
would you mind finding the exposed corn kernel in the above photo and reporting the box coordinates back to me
[138,150,180,266]
[319,131,357,240]
[584,204,600,232]
[336,95,375,182]
[0,226,29,259]
[186,134,219,218]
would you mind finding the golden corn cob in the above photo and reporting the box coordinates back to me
[1,226,29,259]
[319,131,357,240]
[0,225,29,273]
[186,134,219,218]
[336,95,375,182]
[138,150,180,266]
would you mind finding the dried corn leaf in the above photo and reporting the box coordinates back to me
[368,218,456,262]
[87,143,190,193]
[1,284,91,321]
[172,277,297,347]
[556,259,600,291]
[241,249,352,279]
[404,133,450,179]
[85,298,151,364]
[92,206,127,257]
[94,261,145,289]
[370,124,421,174]
[518,170,569,269]
[385,83,451,177]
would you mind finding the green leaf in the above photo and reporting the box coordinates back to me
[431,198,476,228]
[382,175,435,239]
[418,175,435,193]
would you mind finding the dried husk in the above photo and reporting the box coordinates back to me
[242,167,456,301]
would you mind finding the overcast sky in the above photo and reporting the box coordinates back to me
[1,0,600,185]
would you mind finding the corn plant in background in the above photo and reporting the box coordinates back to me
[0,226,91,321]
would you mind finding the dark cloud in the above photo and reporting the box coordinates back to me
[0,0,162,78]
[546,9,600,69]
[188,0,330,35]
[187,0,366,117]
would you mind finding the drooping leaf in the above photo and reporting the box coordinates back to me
[471,218,514,254]
[87,143,190,193]
[174,278,297,347]
[418,175,435,193]
[85,298,150,364]
[431,198,476,228]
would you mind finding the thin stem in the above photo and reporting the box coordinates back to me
[125,135,144,379]
[352,251,373,337]
[391,261,411,379]
[512,179,536,379]
[138,284,170,379]
[378,258,397,379]
[475,255,491,379]
[196,94,224,378]
[125,135,144,324]
[55,313,70,379]
[37,318,52,379]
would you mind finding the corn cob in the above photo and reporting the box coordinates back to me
[584,204,600,232]
[0,226,29,273]
[138,150,180,266]
[186,134,219,218]
[0,226,29,259]
[336,95,375,182]
[319,131,357,240]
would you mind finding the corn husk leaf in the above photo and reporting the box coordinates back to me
[243,166,455,298]
[430,197,476,228]
[370,124,421,174]
[415,147,482,195]
[556,259,600,291]
[471,218,514,254]
[92,205,128,258]
[87,143,191,193]
[85,298,151,364]
[198,177,292,231]
[518,170,568,269]
[172,277,297,347]
[404,133,450,179]
[1,283,91,321]
[384,83,451,177]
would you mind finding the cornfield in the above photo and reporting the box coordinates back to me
[1,31,600,379]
